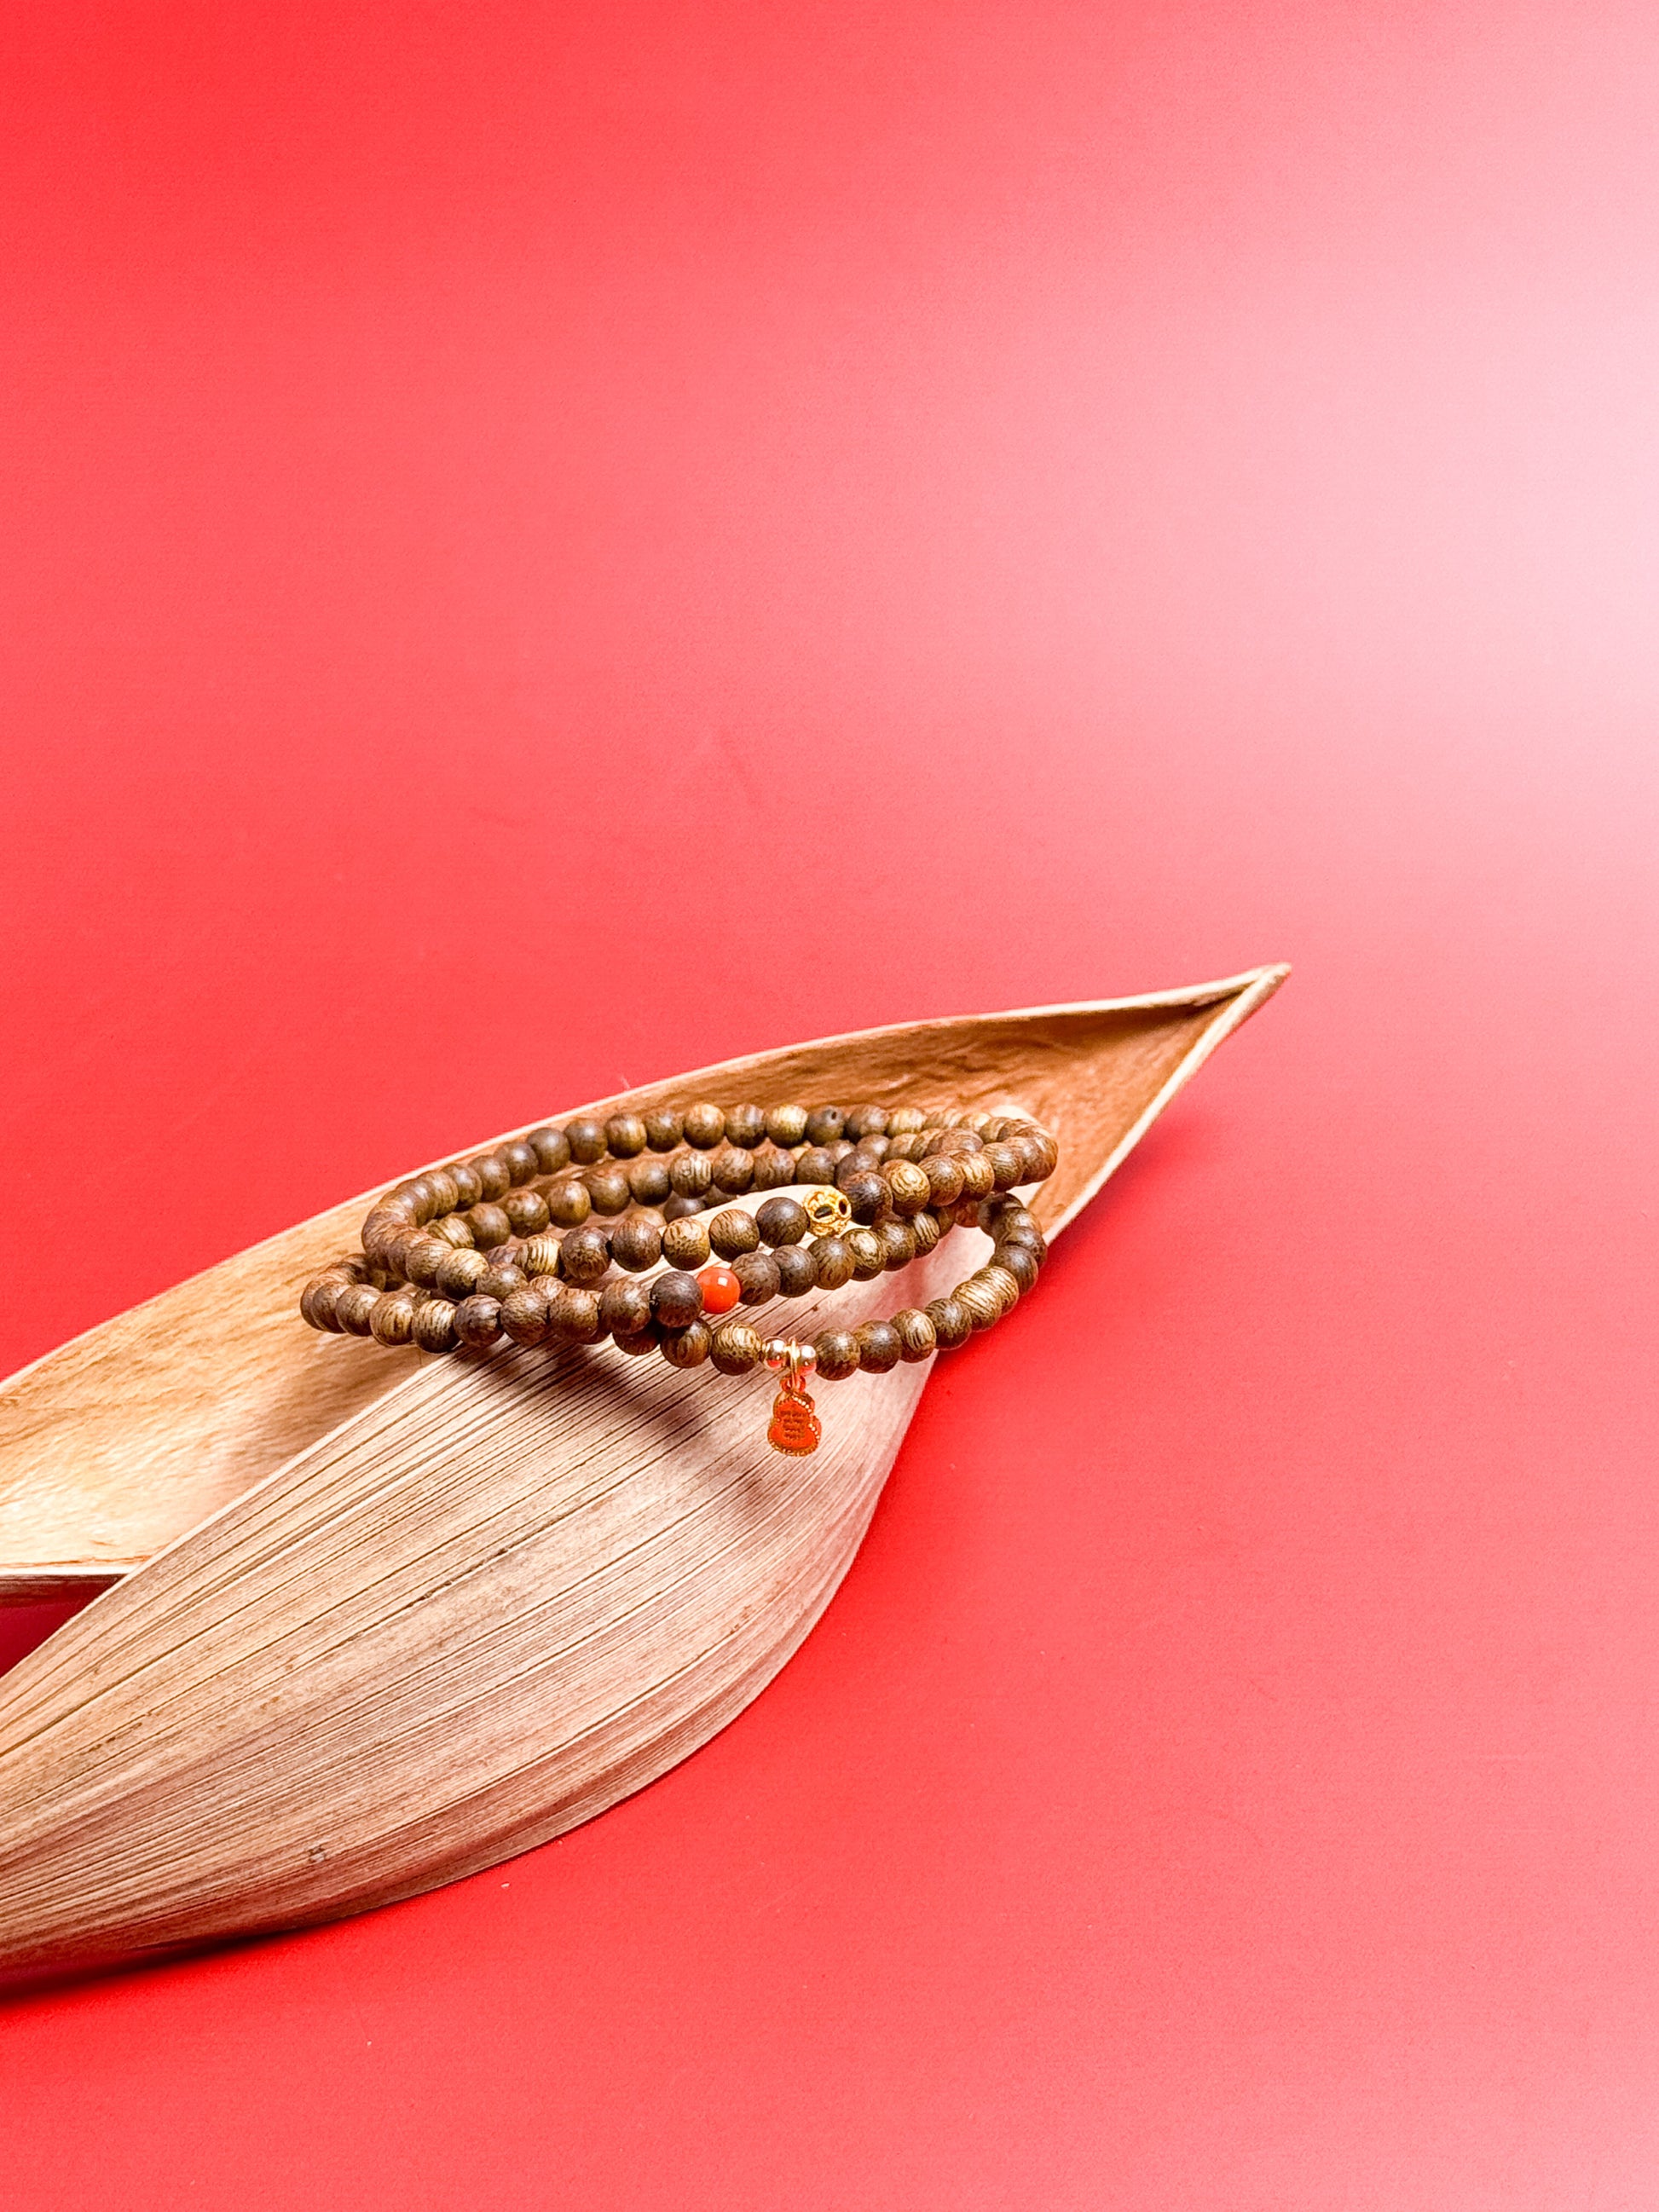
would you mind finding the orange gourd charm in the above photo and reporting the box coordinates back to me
[765,1342,822,1455]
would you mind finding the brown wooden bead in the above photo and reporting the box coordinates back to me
[527,1126,571,1175]
[402,1234,448,1287]
[841,1170,888,1224]
[670,1149,714,1198]
[749,1145,795,1191]
[500,1287,550,1345]
[723,1103,766,1149]
[500,1140,538,1186]
[662,1215,712,1269]
[518,1235,564,1280]
[811,1234,854,1290]
[504,1188,551,1238]
[877,1220,916,1270]
[754,1194,809,1248]
[926,1295,973,1349]
[453,1294,502,1349]
[447,1161,483,1207]
[559,1224,612,1285]
[465,1202,512,1250]
[413,1298,460,1354]
[659,1319,711,1368]
[955,1274,1003,1331]
[471,1154,512,1202]
[984,1141,1025,1193]
[883,1130,922,1162]
[733,1250,780,1306]
[650,1270,703,1329]
[546,1177,592,1227]
[909,1209,943,1256]
[772,1244,817,1299]
[661,1193,702,1222]
[709,1144,754,1194]
[795,1146,839,1186]
[478,1264,526,1301]
[709,1321,764,1374]
[610,1214,663,1272]
[436,1246,488,1301]
[334,1284,380,1335]
[645,1107,685,1151]
[423,1170,460,1217]
[957,1152,996,1200]
[846,1105,890,1140]
[888,1106,927,1135]
[981,1262,1023,1313]
[430,1216,476,1250]
[398,1177,440,1222]
[627,1155,672,1204]
[599,1278,653,1339]
[300,1279,343,1331]
[882,1160,931,1216]
[950,1194,985,1231]
[385,1227,425,1278]
[805,1105,847,1145]
[561,1117,604,1165]
[846,1227,886,1280]
[1011,1127,1058,1181]
[765,1102,808,1146]
[708,1207,760,1259]
[996,1241,1041,1294]
[615,1325,661,1356]
[604,1113,648,1158]
[813,1326,860,1380]
[548,1285,602,1342]
[684,1102,725,1148]
[370,1293,418,1348]
[856,1320,902,1373]
[586,1166,631,1216]
[893,1307,938,1361]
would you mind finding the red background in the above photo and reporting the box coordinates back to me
[3,4,1657,2204]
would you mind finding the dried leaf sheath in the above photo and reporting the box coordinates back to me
[0,968,1286,1969]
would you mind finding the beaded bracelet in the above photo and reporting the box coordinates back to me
[300,1100,1056,1453]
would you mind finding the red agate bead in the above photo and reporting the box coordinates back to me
[697,1264,743,1315]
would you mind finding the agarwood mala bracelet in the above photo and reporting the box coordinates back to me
[299,1100,1056,1454]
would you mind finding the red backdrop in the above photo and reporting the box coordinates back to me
[4,5,1657,2205]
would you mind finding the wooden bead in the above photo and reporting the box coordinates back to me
[709,1321,764,1374]
[504,1189,551,1238]
[478,1264,526,1301]
[883,1130,922,1162]
[749,1146,795,1191]
[650,1271,703,1329]
[605,1113,648,1158]
[709,1144,755,1194]
[882,1160,930,1216]
[334,1284,380,1336]
[599,1278,653,1339]
[981,1262,1023,1314]
[615,1326,661,1356]
[856,1320,902,1373]
[423,1170,460,1217]
[754,1195,809,1248]
[500,1287,550,1345]
[528,1126,571,1175]
[586,1166,630,1216]
[772,1244,817,1299]
[501,1140,540,1186]
[548,1285,602,1343]
[984,1141,1025,1193]
[893,1307,938,1361]
[723,1103,766,1149]
[877,1220,916,1270]
[661,1193,702,1222]
[447,1161,483,1207]
[708,1208,760,1259]
[610,1214,663,1272]
[454,1295,503,1349]
[546,1178,592,1227]
[765,1103,808,1146]
[388,1228,427,1278]
[922,1154,964,1208]
[436,1247,488,1301]
[996,1242,1041,1294]
[804,1105,846,1145]
[811,1234,854,1290]
[697,1264,743,1315]
[430,1216,476,1250]
[795,1146,839,1186]
[846,1227,887,1280]
[413,1298,460,1354]
[564,1117,607,1165]
[403,1235,449,1288]
[813,1327,860,1381]
[559,1225,612,1285]
[846,1105,890,1140]
[888,1107,927,1135]
[957,1152,996,1201]
[398,1177,440,1222]
[949,1194,985,1231]
[518,1235,564,1280]
[733,1251,780,1306]
[370,1293,418,1348]
[662,1216,711,1269]
[627,1156,672,1204]
[683,1102,726,1148]
[1012,1126,1058,1180]
[841,1171,888,1225]
[925,1295,973,1349]
[466,1202,512,1250]
[659,1319,711,1368]
[300,1279,343,1331]
[645,1107,685,1151]
[471,1154,512,1202]
[670,1150,714,1198]
[909,1209,943,1256]
[955,1275,1003,1331]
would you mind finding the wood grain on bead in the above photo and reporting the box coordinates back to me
[0,969,1287,1974]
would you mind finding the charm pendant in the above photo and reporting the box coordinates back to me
[767,1378,822,1456]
